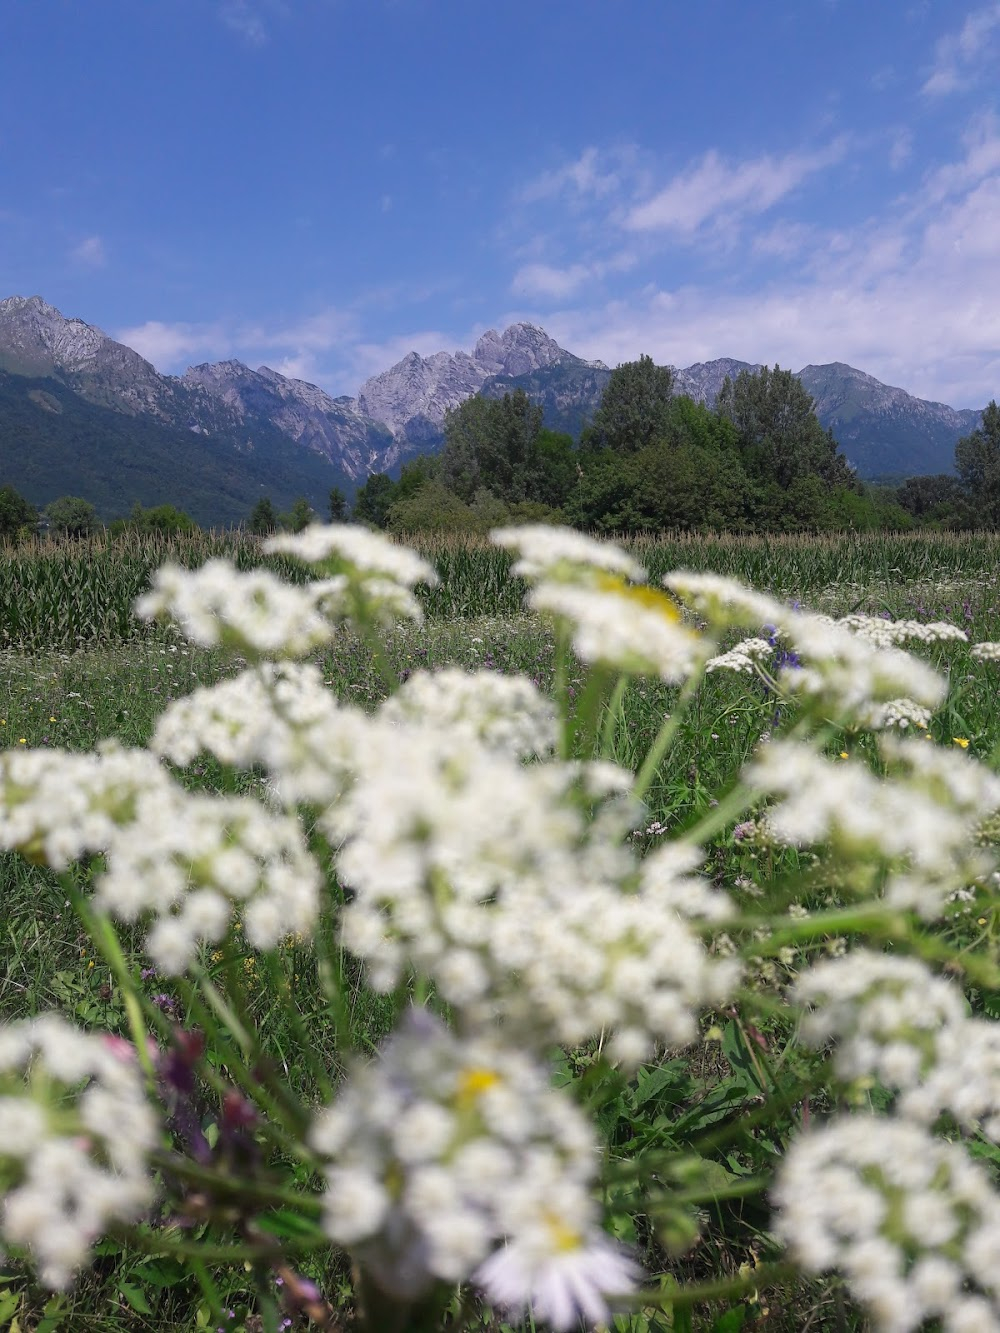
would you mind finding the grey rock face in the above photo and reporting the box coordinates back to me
[182,361,391,480]
[672,358,761,405]
[355,322,607,465]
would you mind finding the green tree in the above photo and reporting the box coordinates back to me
[248,496,278,535]
[328,487,348,522]
[716,365,857,494]
[440,391,545,504]
[955,401,1000,526]
[353,473,398,528]
[0,484,38,541]
[386,481,477,534]
[281,497,314,533]
[45,495,98,538]
[582,354,675,453]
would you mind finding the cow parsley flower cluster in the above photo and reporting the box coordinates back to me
[380,668,557,758]
[705,637,774,674]
[0,1015,157,1288]
[492,524,646,584]
[836,613,968,648]
[151,662,368,807]
[310,1009,636,1328]
[0,743,171,868]
[264,523,438,624]
[773,1118,1000,1333]
[748,737,999,916]
[137,559,339,657]
[328,718,735,1063]
[95,790,321,972]
[792,951,967,1090]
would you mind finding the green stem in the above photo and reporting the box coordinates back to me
[65,880,158,1084]
[151,1151,324,1217]
[600,675,629,759]
[633,1262,799,1310]
[633,668,705,804]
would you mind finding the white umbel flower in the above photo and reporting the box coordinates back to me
[264,522,437,588]
[95,788,321,972]
[792,951,967,1090]
[380,668,557,758]
[705,638,774,674]
[136,559,339,656]
[151,662,368,807]
[491,525,645,585]
[0,744,172,869]
[0,1015,157,1289]
[310,1009,622,1308]
[773,1117,1000,1331]
[530,579,707,683]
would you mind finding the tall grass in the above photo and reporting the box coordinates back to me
[4,527,1000,650]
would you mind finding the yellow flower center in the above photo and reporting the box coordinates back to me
[595,573,683,623]
[544,1214,583,1252]
[455,1067,501,1109]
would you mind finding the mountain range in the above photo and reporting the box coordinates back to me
[0,295,989,525]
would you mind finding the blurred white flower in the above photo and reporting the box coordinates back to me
[0,1015,157,1289]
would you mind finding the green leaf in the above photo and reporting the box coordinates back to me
[117,1282,153,1315]
[710,1307,748,1333]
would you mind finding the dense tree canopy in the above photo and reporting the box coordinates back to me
[955,401,1000,526]
[582,354,675,453]
[716,365,857,491]
[45,495,98,538]
[0,484,38,541]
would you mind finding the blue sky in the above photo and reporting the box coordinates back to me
[2,0,998,408]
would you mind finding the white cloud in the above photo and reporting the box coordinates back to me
[517,146,631,205]
[922,2,1000,95]
[624,140,849,236]
[117,320,234,368]
[219,1,271,45]
[889,129,914,171]
[512,263,592,300]
[71,235,107,268]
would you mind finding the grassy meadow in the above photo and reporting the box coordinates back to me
[3,528,1000,1331]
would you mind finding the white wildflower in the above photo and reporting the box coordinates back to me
[95,789,321,972]
[900,1018,1000,1141]
[663,571,787,630]
[530,580,706,683]
[871,698,933,731]
[705,638,773,674]
[792,951,967,1090]
[264,522,437,588]
[773,1117,1000,1331]
[310,1009,625,1311]
[492,525,645,585]
[780,613,947,728]
[380,668,557,758]
[0,1015,157,1289]
[0,744,171,869]
[475,1228,638,1332]
[972,643,1000,662]
[331,723,735,1060]
[151,662,368,807]
[136,559,338,656]
[838,614,967,648]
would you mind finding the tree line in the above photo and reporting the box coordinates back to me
[353,358,910,534]
[5,360,998,539]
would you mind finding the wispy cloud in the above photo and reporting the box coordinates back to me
[922,2,1000,95]
[70,235,107,268]
[503,111,1000,409]
[517,146,634,205]
[624,140,849,237]
[117,319,234,368]
[219,1,272,46]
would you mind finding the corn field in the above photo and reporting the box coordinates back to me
[3,528,1000,651]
